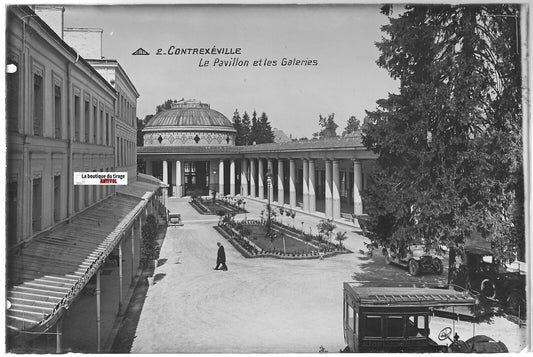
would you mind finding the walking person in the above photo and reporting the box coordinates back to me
[214,242,228,271]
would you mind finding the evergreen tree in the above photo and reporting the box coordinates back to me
[313,113,338,138]
[137,116,148,146]
[241,111,251,145]
[156,99,175,113]
[232,109,245,145]
[362,3,524,285]
[342,116,361,136]
[248,110,275,144]
[257,112,275,144]
[249,111,260,144]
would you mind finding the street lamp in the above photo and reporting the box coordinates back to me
[211,169,217,202]
[265,168,273,233]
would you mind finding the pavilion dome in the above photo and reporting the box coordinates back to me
[145,99,234,128]
[143,99,236,147]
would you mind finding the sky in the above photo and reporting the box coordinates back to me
[63,4,399,138]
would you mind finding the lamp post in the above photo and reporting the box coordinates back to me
[265,168,273,234]
[211,169,217,202]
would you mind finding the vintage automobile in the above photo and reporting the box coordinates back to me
[463,248,526,318]
[382,245,444,276]
[168,213,184,226]
[343,282,509,353]
[449,232,527,319]
[437,327,508,353]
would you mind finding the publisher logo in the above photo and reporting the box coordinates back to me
[74,172,128,185]
[132,48,150,55]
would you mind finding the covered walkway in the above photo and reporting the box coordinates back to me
[7,179,166,353]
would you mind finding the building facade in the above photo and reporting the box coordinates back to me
[63,27,140,184]
[88,59,140,184]
[6,6,164,352]
[6,5,116,247]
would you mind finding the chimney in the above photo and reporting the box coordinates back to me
[63,28,103,59]
[33,6,65,39]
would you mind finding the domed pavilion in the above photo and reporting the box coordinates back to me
[143,99,236,147]
[142,99,236,196]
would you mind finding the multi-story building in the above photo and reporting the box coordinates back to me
[63,27,139,184]
[6,5,116,247]
[6,6,164,352]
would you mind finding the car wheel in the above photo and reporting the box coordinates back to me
[480,279,496,299]
[506,291,526,318]
[432,258,444,275]
[408,259,420,276]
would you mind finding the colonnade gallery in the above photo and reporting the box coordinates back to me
[138,99,377,218]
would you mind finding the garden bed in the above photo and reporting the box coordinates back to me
[189,197,247,215]
[214,217,352,260]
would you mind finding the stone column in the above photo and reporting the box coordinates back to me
[175,160,182,197]
[277,159,284,206]
[218,159,225,196]
[162,160,168,185]
[267,159,274,202]
[258,159,264,199]
[230,159,236,196]
[325,159,333,218]
[332,160,341,219]
[131,228,135,283]
[353,160,363,215]
[302,159,309,212]
[308,159,316,212]
[96,269,101,353]
[118,239,123,311]
[241,159,248,196]
[289,159,296,208]
[250,159,256,197]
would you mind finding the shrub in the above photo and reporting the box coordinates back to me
[141,214,159,266]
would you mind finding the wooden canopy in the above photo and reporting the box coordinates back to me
[6,190,155,335]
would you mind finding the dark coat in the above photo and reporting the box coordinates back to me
[217,245,226,263]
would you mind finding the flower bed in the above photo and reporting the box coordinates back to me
[189,196,247,215]
[214,217,351,259]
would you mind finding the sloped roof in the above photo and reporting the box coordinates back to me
[6,194,149,335]
[344,283,475,307]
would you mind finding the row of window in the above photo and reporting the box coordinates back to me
[73,168,113,213]
[119,93,136,127]
[7,167,114,246]
[6,176,63,243]
[72,88,113,145]
[117,137,136,167]
[6,58,117,146]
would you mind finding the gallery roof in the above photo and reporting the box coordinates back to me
[6,182,160,336]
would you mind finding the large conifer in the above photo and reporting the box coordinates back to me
[362,4,524,279]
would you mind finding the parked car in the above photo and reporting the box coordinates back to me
[382,244,444,276]
[343,282,509,353]
[463,248,526,318]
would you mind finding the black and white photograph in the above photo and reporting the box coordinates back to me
[4,1,531,353]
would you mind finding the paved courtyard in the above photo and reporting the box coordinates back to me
[131,197,527,353]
